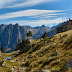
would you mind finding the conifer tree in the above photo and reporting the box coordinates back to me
[18,39,21,44]
[1,46,4,53]
[42,31,47,39]
[26,31,32,37]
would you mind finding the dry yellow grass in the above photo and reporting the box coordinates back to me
[0,30,72,72]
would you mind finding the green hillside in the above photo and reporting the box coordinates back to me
[0,30,72,72]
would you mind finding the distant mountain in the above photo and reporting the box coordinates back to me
[47,26,57,37]
[2,19,71,52]
[47,30,56,37]
[51,26,57,30]
[33,25,51,39]
[0,24,51,52]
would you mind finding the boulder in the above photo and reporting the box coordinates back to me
[20,64,25,67]
[63,59,72,71]
[41,70,51,72]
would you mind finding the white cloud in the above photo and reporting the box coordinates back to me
[31,13,66,18]
[0,0,57,8]
[6,17,67,27]
[0,9,65,20]
[31,16,57,18]
[0,0,16,8]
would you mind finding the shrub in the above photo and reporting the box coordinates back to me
[51,61,59,66]
[23,61,30,66]
[22,38,30,44]
[26,31,32,37]
[25,68,30,72]
[41,59,55,67]
[28,45,40,54]
[1,46,4,53]
[51,51,58,56]
[42,31,47,39]
[0,61,4,66]
[64,36,72,44]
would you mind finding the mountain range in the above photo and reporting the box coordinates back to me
[0,19,71,52]
[0,24,51,52]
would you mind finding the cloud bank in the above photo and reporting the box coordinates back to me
[0,9,65,20]
[4,17,67,27]
[0,0,57,8]
[0,0,66,27]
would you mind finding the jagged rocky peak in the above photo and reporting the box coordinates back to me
[0,24,7,28]
[0,24,51,52]
[23,25,32,29]
[0,24,5,26]
[7,24,13,28]
[9,24,12,26]
[14,23,19,27]
[34,25,46,29]
[41,24,45,27]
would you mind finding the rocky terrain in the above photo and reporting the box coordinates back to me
[0,30,72,72]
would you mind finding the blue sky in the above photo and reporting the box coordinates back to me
[0,0,72,27]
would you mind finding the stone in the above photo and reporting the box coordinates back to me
[51,68,55,71]
[48,57,52,60]
[59,60,61,62]
[51,43,57,47]
[41,69,51,72]
[4,57,11,60]
[10,60,15,62]
[63,59,72,70]
[20,64,25,67]
[11,67,14,72]
[58,52,61,55]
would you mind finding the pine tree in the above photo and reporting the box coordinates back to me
[22,38,26,44]
[18,39,21,44]
[26,31,32,37]
[22,38,30,44]
[42,31,47,39]
[1,46,4,53]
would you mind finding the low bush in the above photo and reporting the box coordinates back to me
[25,68,30,72]
[51,61,59,66]
[51,51,58,56]
[23,61,30,66]
[64,36,72,44]
[0,61,4,66]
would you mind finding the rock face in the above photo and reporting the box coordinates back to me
[47,30,56,37]
[41,70,51,72]
[63,59,72,71]
[0,24,51,52]
[0,24,27,52]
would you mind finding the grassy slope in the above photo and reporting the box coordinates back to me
[0,30,72,72]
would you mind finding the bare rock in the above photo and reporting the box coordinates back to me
[63,59,72,71]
